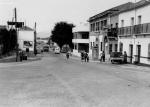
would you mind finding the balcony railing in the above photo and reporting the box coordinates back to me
[107,28,118,38]
[118,23,150,36]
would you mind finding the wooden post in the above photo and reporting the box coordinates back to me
[14,8,19,62]
[34,22,37,56]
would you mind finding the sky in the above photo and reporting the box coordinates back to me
[0,0,139,37]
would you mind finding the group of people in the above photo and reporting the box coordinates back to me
[66,50,128,64]
[81,51,89,62]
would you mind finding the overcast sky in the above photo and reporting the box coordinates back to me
[0,0,138,34]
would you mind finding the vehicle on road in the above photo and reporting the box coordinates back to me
[54,47,60,54]
[43,45,49,52]
[110,52,124,64]
[36,46,43,54]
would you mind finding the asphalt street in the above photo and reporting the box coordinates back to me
[0,52,150,107]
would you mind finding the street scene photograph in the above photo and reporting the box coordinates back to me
[1,0,150,106]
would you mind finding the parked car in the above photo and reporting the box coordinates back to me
[36,46,43,54]
[110,52,124,64]
[54,47,60,54]
[43,46,49,52]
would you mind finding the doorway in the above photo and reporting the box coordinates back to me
[129,44,133,63]
[136,45,141,63]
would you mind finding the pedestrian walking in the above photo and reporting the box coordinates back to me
[102,51,105,62]
[66,52,69,59]
[81,51,84,62]
[19,50,23,62]
[86,53,89,62]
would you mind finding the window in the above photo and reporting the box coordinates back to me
[109,44,112,54]
[100,21,103,30]
[74,43,77,50]
[131,17,134,26]
[119,42,123,52]
[138,15,142,24]
[111,24,113,28]
[96,22,98,31]
[115,44,118,52]
[93,23,95,31]
[121,20,124,27]
[116,23,118,28]
[97,22,100,31]
[90,24,92,31]
[82,33,89,39]
[104,20,107,27]
[96,38,98,42]
[91,42,92,49]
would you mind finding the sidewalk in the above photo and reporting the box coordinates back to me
[69,53,150,72]
[69,54,110,64]
[0,54,42,63]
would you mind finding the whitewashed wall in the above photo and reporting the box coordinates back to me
[18,31,34,51]
[118,36,150,64]
[118,4,150,64]
[119,4,150,27]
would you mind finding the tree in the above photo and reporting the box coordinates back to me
[0,28,17,55]
[51,22,74,49]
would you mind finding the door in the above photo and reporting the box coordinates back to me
[136,45,141,63]
[129,44,133,63]
[92,47,99,60]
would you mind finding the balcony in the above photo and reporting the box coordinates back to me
[118,23,150,36]
[107,28,118,39]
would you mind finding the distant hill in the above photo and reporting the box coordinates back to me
[37,31,51,38]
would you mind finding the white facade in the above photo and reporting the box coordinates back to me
[118,2,150,64]
[72,32,89,57]
[89,35,96,58]
[119,4,150,27]
[72,23,89,57]
[72,38,89,57]
[18,30,34,51]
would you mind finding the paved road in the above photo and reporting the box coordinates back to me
[0,52,150,107]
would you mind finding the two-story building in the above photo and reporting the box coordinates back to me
[88,2,133,60]
[72,23,89,57]
[118,0,150,65]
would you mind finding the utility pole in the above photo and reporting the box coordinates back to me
[34,22,37,56]
[7,8,24,62]
[14,8,19,62]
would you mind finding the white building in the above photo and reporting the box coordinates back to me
[118,0,150,64]
[72,23,89,57]
[18,26,35,52]
[88,2,133,60]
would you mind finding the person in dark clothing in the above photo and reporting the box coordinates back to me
[102,51,105,62]
[86,53,89,62]
[81,51,84,62]
[19,50,23,62]
[83,52,89,62]
[66,52,69,59]
[123,51,127,64]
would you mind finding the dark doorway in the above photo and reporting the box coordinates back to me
[129,44,133,63]
[136,45,141,63]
